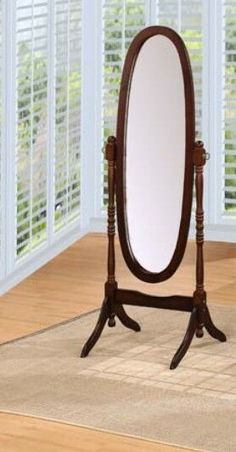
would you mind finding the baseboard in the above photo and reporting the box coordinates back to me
[90,217,236,243]
[90,216,107,232]
[0,227,89,296]
[189,223,236,242]
[1,218,234,296]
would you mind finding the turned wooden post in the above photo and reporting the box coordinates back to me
[193,140,208,337]
[105,136,117,326]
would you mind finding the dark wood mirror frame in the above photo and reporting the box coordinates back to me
[117,26,195,283]
[81,26,226,369]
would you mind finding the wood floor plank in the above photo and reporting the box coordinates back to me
[0,413,194,452]
[0,233,235,344]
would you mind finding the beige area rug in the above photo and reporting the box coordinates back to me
[0,304,236,452]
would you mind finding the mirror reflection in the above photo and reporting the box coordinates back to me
[126,35,186,273]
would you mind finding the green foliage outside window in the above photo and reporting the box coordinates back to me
[102,3,236,215]
[17,42,81,256]
[224,9,236,212]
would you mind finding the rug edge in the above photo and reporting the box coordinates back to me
[0,308,99,348]
[0,409,205,452]
[0,302,233,348]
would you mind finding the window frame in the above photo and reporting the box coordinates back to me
[0,0,88,294]
[93,0,236,241]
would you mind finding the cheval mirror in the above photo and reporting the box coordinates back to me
[81,26,226,369]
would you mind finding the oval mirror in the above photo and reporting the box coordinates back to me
[116,26,195,283]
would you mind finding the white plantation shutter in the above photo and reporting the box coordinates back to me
[14,0,82,262]
[54,0,82,231]
[156,0,203,139]
[100,0,203,211]
[0,0,83,291]
[155,0,203,218]
[16,0,49,258]
[0,0,84,289]
[222,1,236,218]
[101,0,146,208]
[0,1,2,267]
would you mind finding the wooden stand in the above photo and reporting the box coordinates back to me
[81,137,226,369]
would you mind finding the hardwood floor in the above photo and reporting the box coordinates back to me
[0,233,235,344]
[0,233,235,451]
[0,413,190,452]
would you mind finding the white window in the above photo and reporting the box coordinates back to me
[1,0,83,293]
[0,0,2,273]
[16,0,49,258]
[222,1,236,219]
[97,0,236,240]
[54,0,82,232]
[101,0,147,209]
[156,0,203,139]
[99,0,203,213]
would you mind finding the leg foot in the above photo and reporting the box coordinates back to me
[108,313,116,327]
[80,297,109,358]
[196,326,204,338]
[204,306,227,342]
[170,307,198,370]
[115,304,141,332]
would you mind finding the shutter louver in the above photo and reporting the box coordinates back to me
[0,1,2,263]
[156,0,203,138]
[223,0,236,217]
[102,0,146,209]
[16,0,49,258]
[156,1,202,218]
[54,0,82,231]
[101,1,202,211]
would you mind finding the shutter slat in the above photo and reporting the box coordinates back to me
[101,1,203,211]
[101,0,146,209]
[16,0,48,259]
[223,1,236,216]
[54,0,82,231]
[0,2,2,261]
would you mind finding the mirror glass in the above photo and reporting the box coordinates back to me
[126,35,186,273]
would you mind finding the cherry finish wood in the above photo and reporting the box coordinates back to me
[170,307,198,370]
[116,26,195,283]
[81,27,226,368]
[170,141,226,369]
[115,290,193,312]
[81,136,226,367]
[194,140,206,337]
[81,137,141,359]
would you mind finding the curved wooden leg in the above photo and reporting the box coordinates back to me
[80,298,109,358]
[204,306,227,342]
[196,326,204,338]
[108,313,116,327]
[115,304,141,332]
[196,307,204,338]
[170,307,198,370]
